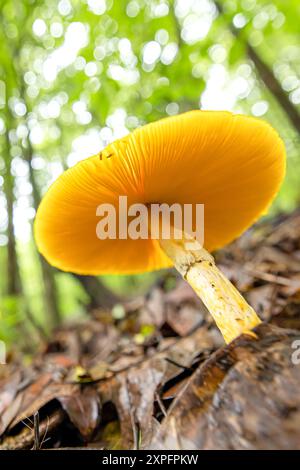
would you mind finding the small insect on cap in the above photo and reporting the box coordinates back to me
[34,111,286,275]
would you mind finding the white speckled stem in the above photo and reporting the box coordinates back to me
[159,235,261,344]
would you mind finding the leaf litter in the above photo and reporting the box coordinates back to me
[0,210,300,449]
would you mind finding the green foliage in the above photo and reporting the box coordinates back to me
[103,271,163,297]
[0,295,24,343]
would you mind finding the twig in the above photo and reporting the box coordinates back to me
[244,268,299,287]
[21,417,33,431]
[0,409,64,450]
[40,416,50,449]
[164,357,192,372]
[155,391,167,418]
[130,410,141,451]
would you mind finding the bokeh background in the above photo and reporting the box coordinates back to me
[0,0,299,348]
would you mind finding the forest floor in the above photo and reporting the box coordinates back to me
[1,209,300,450]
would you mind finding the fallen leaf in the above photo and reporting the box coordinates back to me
[149,324,300,450]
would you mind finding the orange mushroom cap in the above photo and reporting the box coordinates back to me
[34,110,286,275]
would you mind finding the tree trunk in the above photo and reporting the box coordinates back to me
[73,274,119,310]
[246,44,300,133]
[25,141,61,329]
[3,129,20,296]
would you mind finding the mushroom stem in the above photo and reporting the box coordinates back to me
[159,233,261,343]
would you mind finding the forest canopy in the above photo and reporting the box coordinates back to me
[0,0,300,347]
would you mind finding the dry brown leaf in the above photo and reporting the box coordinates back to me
[9,382,78,430]
[150,324,300,450]
[58,386,101,439]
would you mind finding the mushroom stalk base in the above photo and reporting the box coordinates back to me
[159,236,261,344]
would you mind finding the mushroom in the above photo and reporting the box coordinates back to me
[35,111,285,343]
